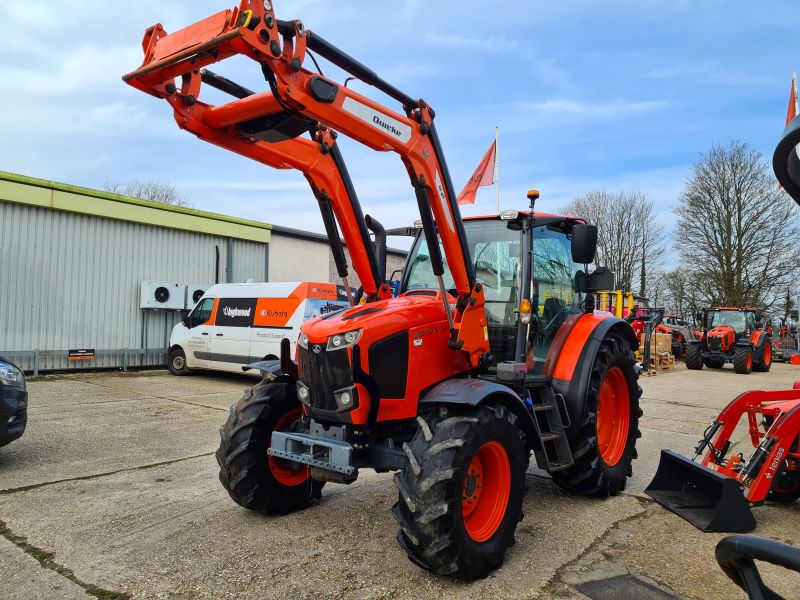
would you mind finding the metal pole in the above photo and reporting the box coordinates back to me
[494,126,500,213]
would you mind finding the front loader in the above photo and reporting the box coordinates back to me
[123,0,642,579]
[646,104,800,534]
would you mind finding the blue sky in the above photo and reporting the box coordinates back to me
[1,0,798,246]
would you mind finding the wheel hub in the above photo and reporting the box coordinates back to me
[461,441,511,542]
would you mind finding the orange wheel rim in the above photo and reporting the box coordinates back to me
[462,441,511,543]
[763,345,772,366]
[268,408,310,486]
[596,367,630,467]
[746,352,752,370]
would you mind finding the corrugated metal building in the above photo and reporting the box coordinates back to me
[0,172,407,373]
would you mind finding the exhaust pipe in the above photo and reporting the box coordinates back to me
[365,214,386,283]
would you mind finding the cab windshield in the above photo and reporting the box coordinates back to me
[709,311,747,332]
[404,220,522,328]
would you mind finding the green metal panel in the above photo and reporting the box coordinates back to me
[0,171,272,243]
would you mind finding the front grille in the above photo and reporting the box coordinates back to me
[298,345,353,411]
[708,336,722,351]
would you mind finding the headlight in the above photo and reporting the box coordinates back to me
[0,364,25,389]
[327,329,362,351]
[298,333,309,349]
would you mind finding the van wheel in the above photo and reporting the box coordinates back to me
[168,348,190,375]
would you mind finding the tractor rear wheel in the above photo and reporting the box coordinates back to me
[703,358,724,369]
[392,403,528,579]
[685,343,703,370]
[754,338,773,372]
[216,379,323,514]
[733,345,753,374]
[550,334,642,497]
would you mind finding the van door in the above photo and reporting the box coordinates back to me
[208,297,258,372]
[250,296,303,361]
[184,297,215,369]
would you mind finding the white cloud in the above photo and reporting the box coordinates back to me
[518,98,669,118]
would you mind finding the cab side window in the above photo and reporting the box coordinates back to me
[746,312,756,332]
[190,298,214,327]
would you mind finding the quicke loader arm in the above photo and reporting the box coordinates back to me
[123,0,488,359]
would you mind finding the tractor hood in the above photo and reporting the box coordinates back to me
[300,292,451,343]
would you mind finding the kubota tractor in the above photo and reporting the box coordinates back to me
[684,307,772,374]
[123,0,641,579]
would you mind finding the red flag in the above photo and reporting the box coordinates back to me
[786,73,797,127]
[457,140,496,205]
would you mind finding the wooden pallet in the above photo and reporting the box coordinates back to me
[641,351,676,376]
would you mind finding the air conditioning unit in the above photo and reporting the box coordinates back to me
[140,281,186,310]
[186,284,212,310]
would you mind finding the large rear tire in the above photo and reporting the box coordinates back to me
[392,403,528,579]
[216,379,323,514]
[550,334,642,497]
[685,343,703,370]
[753,337,773,372]
[733,345,753,374]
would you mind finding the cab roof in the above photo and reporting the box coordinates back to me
[463,210,583,222]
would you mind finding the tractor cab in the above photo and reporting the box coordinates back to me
[402,211,589,374]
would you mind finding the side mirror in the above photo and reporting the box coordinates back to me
[182,315,191,328]
[571,224,598,264]
[587,266,614,291]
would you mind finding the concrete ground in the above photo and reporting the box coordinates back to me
[1,364,799,599]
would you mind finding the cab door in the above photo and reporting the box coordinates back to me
[184,297,215,369]
[208,297,258,372]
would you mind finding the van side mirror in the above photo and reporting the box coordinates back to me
[571,224,598,264]
[182,315,191,328]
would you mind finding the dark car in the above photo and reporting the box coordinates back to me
[0,356,27,447]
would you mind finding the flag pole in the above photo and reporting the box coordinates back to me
[494,126,500,213]
[794,72,799,115]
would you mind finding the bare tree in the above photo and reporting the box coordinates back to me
[562,190,665,295]
[674,141,800,309]
[104,180,191,207]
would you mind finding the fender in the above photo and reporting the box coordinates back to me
[751,330,769,348]
[420,378,538,447]
[241,359,282,376]
[548,313,638,431]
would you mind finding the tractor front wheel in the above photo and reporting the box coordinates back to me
[685,343,703,370]
[550,334,642,497]
[392,403,528,579]
[733,345,753,374]
[216,379,323,514]
[769,468,800,503]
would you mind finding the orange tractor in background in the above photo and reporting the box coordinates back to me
[684,307,772,374]
[123,0,641,579]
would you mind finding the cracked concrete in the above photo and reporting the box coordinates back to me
[0,366,798,599]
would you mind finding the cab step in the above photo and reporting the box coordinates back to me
[530,388,574,472]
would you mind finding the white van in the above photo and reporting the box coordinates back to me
[167,281,349,376]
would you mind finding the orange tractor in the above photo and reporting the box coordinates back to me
[684,307,772,374]
[123,0,641,578]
